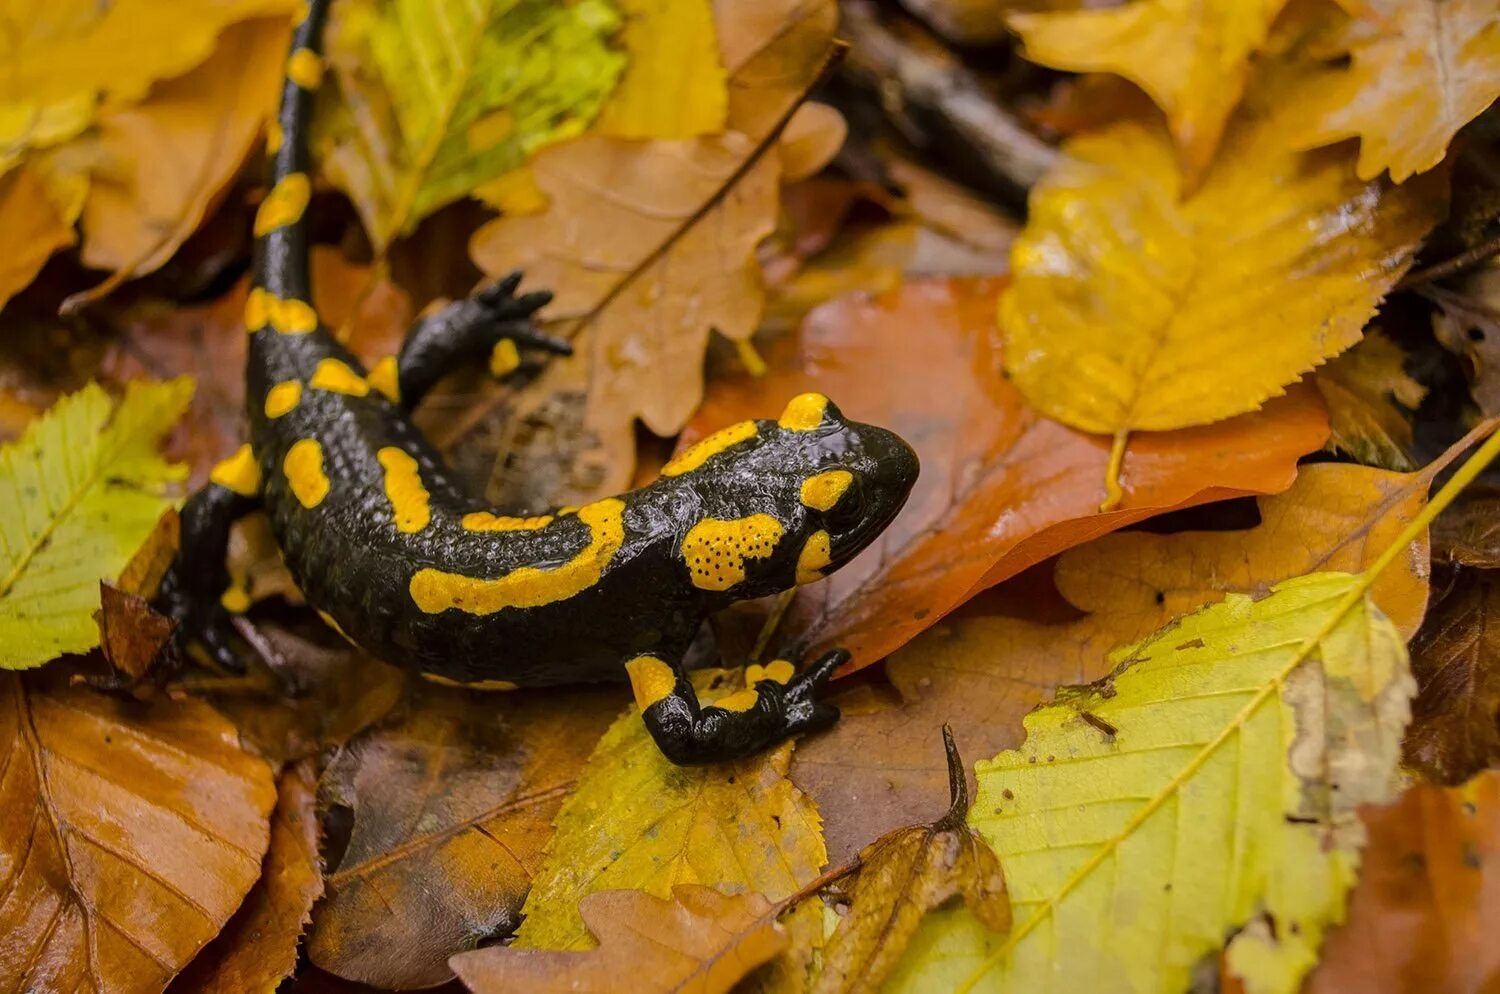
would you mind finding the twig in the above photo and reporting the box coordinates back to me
[772,856,863,919]
[1398,230,1500,289]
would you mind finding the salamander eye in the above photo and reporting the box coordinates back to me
[826,480,866,532]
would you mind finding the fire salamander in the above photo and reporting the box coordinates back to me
[156,0,920,765]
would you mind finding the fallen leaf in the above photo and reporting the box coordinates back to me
[96,508,181,678]
[0,674,277,994]
[170,759,323,994]
[1009,0,1289,183]
[1287,0,1500,182]
[1315,330,1426,471]
[1405,569,1500,785]
[1427,269,1500,417]
[1304,771,1500,994]
[0,379,192,669]
[0,165,77,310]
[452,885,787,994]
[592,0,727,139]
[1432,486,1500,568]
[685,278,1327,674]
[306,682,620,988]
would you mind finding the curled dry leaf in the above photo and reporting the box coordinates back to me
[1314,330,1426,471]
[169,758,323,994]
[452,885,787,994]
[685,278,1328,674]
[0,675,277,994]
[1405,569,1500,785]
[96,509,182,678]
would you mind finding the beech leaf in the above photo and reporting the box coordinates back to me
[1314,330,1426,471]
[1405,570,1500,785]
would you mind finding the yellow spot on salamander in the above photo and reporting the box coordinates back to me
[800,469,853,511]
[367,356,400,402]
[490,339,521,378]
[714,688,761,713]
[746,659,795,686]
[210,444,261,496]
[284,438,329,508]
[420,673,520,691]
[264,380,302,418]
[795,529,831,585]
[681,514,784,591]
[779,392,830,431]
[220,582,251,614]
[317,609,356,644]
[461,511,554,532]
[246,287,270,331]
[266,120,284,154]
[410,498,626,614]
[255,172,311,236]
[254,293,317,335]
[626,654,677,710]
[286,48,324,89]
[378,446,431,533]
[310,358,370,396]
[661,421,758,477]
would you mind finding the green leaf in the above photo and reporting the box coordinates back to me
[0,378,193,669]
[319,0,627,249]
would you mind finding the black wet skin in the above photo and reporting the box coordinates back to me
[157,0,920,764]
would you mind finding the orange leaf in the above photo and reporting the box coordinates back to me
[0,166,76,309]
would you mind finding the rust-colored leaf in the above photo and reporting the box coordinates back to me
[1405,569,1500,786]
[685,278,1328,673]
[96,509,181,678]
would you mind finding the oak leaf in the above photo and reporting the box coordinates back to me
[452,886,788,994]
[0,675,277,994]
[1314,330,1426,471]
[592,0,728,139]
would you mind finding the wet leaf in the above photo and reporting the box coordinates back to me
[1314,330,1426,471]
[170,759,323,994]
[452,885,787,994]
[0,379,192,669]
[1405,570,1500,785]
[687,278,1328,674]
[0,675,277,994]
[306,682,620,988]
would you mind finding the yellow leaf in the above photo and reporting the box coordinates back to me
[0,165,77,309]
[319,0,626,250]
[1314,330,1427,471]
[1288,0,1500,182]
[593,0,727,139]
[1009,0,1288,184]
[0,379,193,669]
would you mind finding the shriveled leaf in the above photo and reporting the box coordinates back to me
[0,165,77,310]
[1288,0,1500,182]
[890,570,1415,994]
[1405,570,1500,785]
[592,0,727,139]
[170,759,323,994]
[320,0,626,250]
[1304,771,1500,993]
[453,885,786,994]
[0,379,192,669]
[0,675,277,994]
[307,682,619,988]
[687,278,1327,674]
[1009,0,1288,183]
[1314,330,1426,470]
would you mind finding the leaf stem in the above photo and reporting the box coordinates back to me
[1099,429,1128,512]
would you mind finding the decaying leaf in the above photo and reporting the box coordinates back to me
[812,729,1008,994]
[1304,771,1500,994]
[1315,330,1426,471]
[889,569,1414,994]
[169,759,323,994]
[0,675,277,994]
[307,682,620,988]
[1405,570,1500,785]
[1432,486,1500,568]
[452,885,787,994]
[0,379,192,669]
[687,278,1327,674]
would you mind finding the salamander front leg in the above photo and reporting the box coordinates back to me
[626,649,846,766]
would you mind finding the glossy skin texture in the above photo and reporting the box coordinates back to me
[156,0,920,764]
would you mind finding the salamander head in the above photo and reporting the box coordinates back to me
[662,392,919,600]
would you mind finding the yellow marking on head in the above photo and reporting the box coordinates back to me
[316,609,357,644]
[246,287,271,332]
[490,338,521,378]
[310,358,370,396]
[796,529,831,585]
[293,0,311,24]
[367,356,400,402]
[284,438,329,508]
[410,498,626,614]
[268,295,318,334]
[746,659,795,686]
[662,421,758,477]
[800,469,854,511]
[286,48,324,89]
[254,172,311,236]
[779,392,830,431]
[266,120,284,155]
[210,444,261,496]
[264,380,303,419]
[461,511,554,532]
[378,447,431,533]
[681,514,784,591]
[714,688,761,713]
[220,582,251,614]
[626,654,678,711]
[420,673,521,691]
[558,505,579,515]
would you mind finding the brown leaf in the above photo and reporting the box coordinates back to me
[1405,569,1500,785]
[1433,486,1500,568]
[0,675,277,993]
[170,758,324,994]
[1303,771,1500,994]
[96,509,181,677]
[686,278,1329,673]
[451,885,788,994]
[307,682,621,988]
[0,165,77,310]
[1315,330,1426,471]
[1429,270,1500,418]
[792,461,1436,863]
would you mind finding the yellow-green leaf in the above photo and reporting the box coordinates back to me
[887,570,1415,994]
[0,379,193,669]
[319,0,627,250]
[592,0,727,139]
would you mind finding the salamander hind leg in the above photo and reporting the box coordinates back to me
[626,649,846,766]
